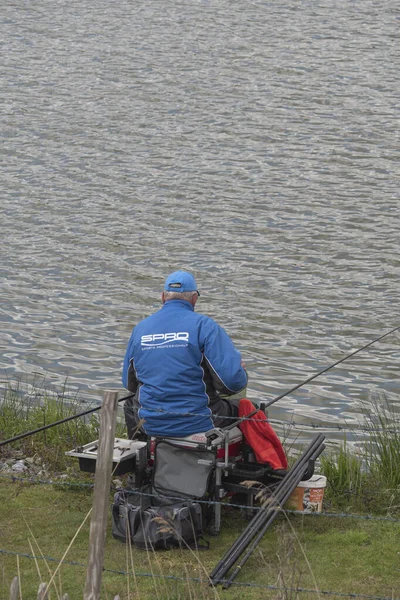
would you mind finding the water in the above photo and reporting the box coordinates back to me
[2,0,400,443]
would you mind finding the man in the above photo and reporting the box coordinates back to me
[122,270,248,438]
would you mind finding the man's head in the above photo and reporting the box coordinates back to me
[162,270,200,305]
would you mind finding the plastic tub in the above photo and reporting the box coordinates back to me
[285,475,327,513]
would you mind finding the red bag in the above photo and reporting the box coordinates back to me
[239,398,288,470]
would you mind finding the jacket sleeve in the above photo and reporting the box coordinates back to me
[200,317,248,396]
[122,331,139,393]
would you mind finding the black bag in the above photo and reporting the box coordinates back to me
[111,487,206,550]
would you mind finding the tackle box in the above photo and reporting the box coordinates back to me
[65,438,147,475]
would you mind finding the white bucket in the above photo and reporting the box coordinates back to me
[285,475,327,513]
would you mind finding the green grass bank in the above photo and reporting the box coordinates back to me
[1,383,399,599]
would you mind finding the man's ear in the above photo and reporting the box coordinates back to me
[191,293,198,307]
[161,292,166,304]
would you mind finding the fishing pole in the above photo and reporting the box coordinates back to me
[1,326,398,447]
[0,393,135,448]
[209,433,326,586]
[264,325,400,409]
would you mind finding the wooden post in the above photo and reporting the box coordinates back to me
[83,391,119,600]
[37,582,48,599]
[9,576,19,600]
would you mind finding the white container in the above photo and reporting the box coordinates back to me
[286,475,327,513]
[65,438,147,475]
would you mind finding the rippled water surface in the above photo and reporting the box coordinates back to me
[2,0,400,441]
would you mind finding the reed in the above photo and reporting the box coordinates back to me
[320,438,365,508]
[363,393,400,490]
[0,379,125,472]
[321,393,400,514]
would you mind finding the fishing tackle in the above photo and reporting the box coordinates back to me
[0,393,134,448]
[1,325,398,447]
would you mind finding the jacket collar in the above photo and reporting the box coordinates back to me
[162,299,194,312]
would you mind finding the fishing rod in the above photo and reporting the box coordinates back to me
[0,390,255,449]
[209,433,326,586]
[223,439,326,589]
[264,325,400,409]
[0,393,134,448]
[1,326,397,447]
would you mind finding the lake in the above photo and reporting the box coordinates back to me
[2,0,399,445]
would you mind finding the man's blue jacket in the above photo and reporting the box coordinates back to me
[122,299,248,437]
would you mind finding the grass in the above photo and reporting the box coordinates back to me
[320,438,366,512]
[1,382,400,598]
[0,379,126,473]
[1,481,399,599]
[364,394,400,490]
[320,393,400,516]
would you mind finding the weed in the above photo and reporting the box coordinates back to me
[320,393,400,515]
[320,438,366,510]
[0,380,126,472]
[363,393,400,490]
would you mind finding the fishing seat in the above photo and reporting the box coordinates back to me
[149,423,286,535]
[119,404,316,537]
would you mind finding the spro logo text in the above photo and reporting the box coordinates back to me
[141,332,189,346]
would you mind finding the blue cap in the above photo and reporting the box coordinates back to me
[164,270,200,295]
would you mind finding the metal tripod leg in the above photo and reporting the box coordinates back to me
[211,463,222,536]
